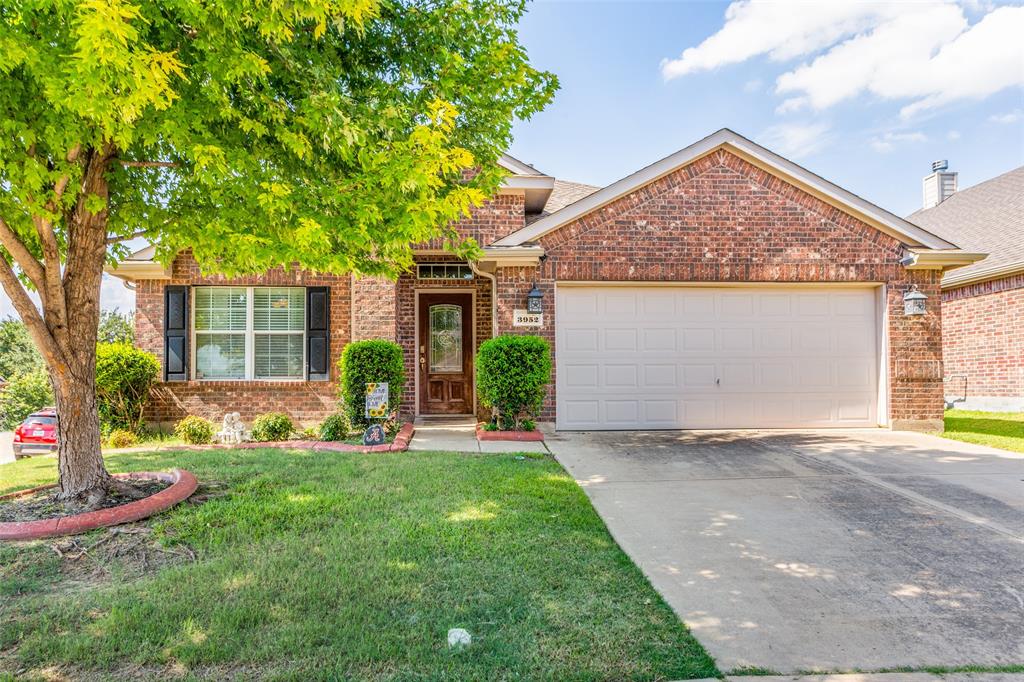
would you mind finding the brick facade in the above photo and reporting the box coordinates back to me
[491,149,945,429]
[134,150,948,431]
[941,273,1024,409]
[136,251,351,426]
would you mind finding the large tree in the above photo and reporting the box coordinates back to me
[0,0,555,504]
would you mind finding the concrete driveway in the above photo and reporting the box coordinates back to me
[549,429,1024,673]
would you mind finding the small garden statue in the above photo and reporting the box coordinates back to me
[217,412,247,444]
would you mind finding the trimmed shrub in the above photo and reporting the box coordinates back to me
[95,343,159,432]
[339,340,405,429]
[251,412,294,442]
[175,415,215,445]
[107,429,140,449]
[476,335,551,431]
[0,368,53,430]
[319,413,348,441]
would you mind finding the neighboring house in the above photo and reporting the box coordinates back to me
[909,164,1024,412]
[108,129,983,432]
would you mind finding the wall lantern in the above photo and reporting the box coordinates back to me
[526,283,544,313]
[903,285,928,316]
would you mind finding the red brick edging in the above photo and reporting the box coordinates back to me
[476,424,545,442]
[0,469,199,541]
[235,422,416,453]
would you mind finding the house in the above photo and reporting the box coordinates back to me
[909,163,1024,412]
[108,129,985,432]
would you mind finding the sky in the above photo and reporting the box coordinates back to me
[3,0,1023,319]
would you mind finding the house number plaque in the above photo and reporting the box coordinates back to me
[512,310,543,327]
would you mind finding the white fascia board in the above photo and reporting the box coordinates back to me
[493,129,958,251]
[901,249,988,270]
[498,154,544,176]
[479,245,544,267]
[104,260,171,281]
[941,260,1024,289]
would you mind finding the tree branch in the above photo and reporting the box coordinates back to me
[106,229,151,244]
[0,216,46,291]
[119,160,178,168]
[0,255,64,367]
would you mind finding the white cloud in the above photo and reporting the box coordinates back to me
[869,131,928,153]
[757,122,832,159]
[742,78,763,93]
[947,130,962,140]
[661,1,1024,119]
[990,109,1023,124]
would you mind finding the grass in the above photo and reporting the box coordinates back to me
[939,409,1024,453]
[0,448,716,681]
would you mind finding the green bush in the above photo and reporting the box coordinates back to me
[319,413,348,441]
[476,335,551,431]
[0,368,53,430]
[175,415,215,445]
[95,343,159,432]
[107,429,140,449]
[251,412,294,442]
[339,340,405,429]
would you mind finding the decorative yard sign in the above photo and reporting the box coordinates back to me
[365,382,389,419]
[363,423,386,446]
[512,309,543,327]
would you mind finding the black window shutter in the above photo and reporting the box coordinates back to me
[164,285,189,382]
[307,286,330,381]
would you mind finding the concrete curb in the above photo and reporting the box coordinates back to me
[0,469,199,541]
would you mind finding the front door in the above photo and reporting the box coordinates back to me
[418,293,473,415]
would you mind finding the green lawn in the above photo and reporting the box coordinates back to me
[941,409,1024,453]
[0,448,716,681]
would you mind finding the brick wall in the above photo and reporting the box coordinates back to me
[942,273,1024,407]
[493,149,945,429]
[416,193,525,251]
[351,275,398,341]
[135,251,351,426]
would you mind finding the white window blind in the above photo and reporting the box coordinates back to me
[193,287,305,381]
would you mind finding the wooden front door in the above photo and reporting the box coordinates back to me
[418,293,473,415]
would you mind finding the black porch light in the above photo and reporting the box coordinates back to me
[526,283,544,313]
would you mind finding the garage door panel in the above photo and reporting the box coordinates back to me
[557,286,880,430]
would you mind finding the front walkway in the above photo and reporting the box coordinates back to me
[548,428,1024,673]
[408,417,549,454]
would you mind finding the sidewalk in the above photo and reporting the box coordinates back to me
[408,417,549,454]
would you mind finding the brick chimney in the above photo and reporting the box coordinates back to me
[922,160,957,209]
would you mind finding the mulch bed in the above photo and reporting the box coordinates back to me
[0,478,170,524]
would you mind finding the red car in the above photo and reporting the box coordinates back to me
[13,408,58,459]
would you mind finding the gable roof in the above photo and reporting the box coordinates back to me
[908,166,1024,288]
[493,128,960,251]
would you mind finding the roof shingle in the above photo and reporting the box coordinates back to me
[908,166,1024,285]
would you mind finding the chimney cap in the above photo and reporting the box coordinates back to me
[932,160,949,172]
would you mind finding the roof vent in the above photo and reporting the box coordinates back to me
[923,161,957,209]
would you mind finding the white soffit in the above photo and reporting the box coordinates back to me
[493,128,958,251]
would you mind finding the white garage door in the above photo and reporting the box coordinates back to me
[556,286,881,430]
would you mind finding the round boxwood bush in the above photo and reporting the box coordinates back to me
[476,334,551,431]
[175,415,215,445]
[339,340,405,429]
[107,429,140,449]
[95,342,160,432]
[251,412,294,442]
[319,413,348,441]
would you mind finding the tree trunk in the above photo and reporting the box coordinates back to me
[51,363,110,503]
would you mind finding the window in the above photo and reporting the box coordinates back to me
[193,287,306,380]
[417,263,473,281]
[429,304,462,372]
